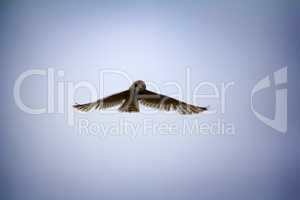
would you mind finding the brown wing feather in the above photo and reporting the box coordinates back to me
[73,90,129,112]
[138,90,207,114]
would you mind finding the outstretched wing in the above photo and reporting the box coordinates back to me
[138,90,207,114]
[73,90,129,112]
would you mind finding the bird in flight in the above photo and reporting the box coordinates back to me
[73,80,207,114]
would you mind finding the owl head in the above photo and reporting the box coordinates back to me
[131,80,146,92]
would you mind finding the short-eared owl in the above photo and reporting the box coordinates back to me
[73,80,207,114]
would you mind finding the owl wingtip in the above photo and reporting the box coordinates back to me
[73,103,79,108]
[199,105,209,112]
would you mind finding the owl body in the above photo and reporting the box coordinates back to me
[118,89,140,112]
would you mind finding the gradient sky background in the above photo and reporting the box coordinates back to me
[1,0,300,200]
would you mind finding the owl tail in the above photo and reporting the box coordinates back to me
[118,100,140,113]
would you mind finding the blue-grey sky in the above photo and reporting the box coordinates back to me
[1,1,300,200]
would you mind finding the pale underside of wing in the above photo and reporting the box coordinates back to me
[73,90,129,112]
[139,90,207,114]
